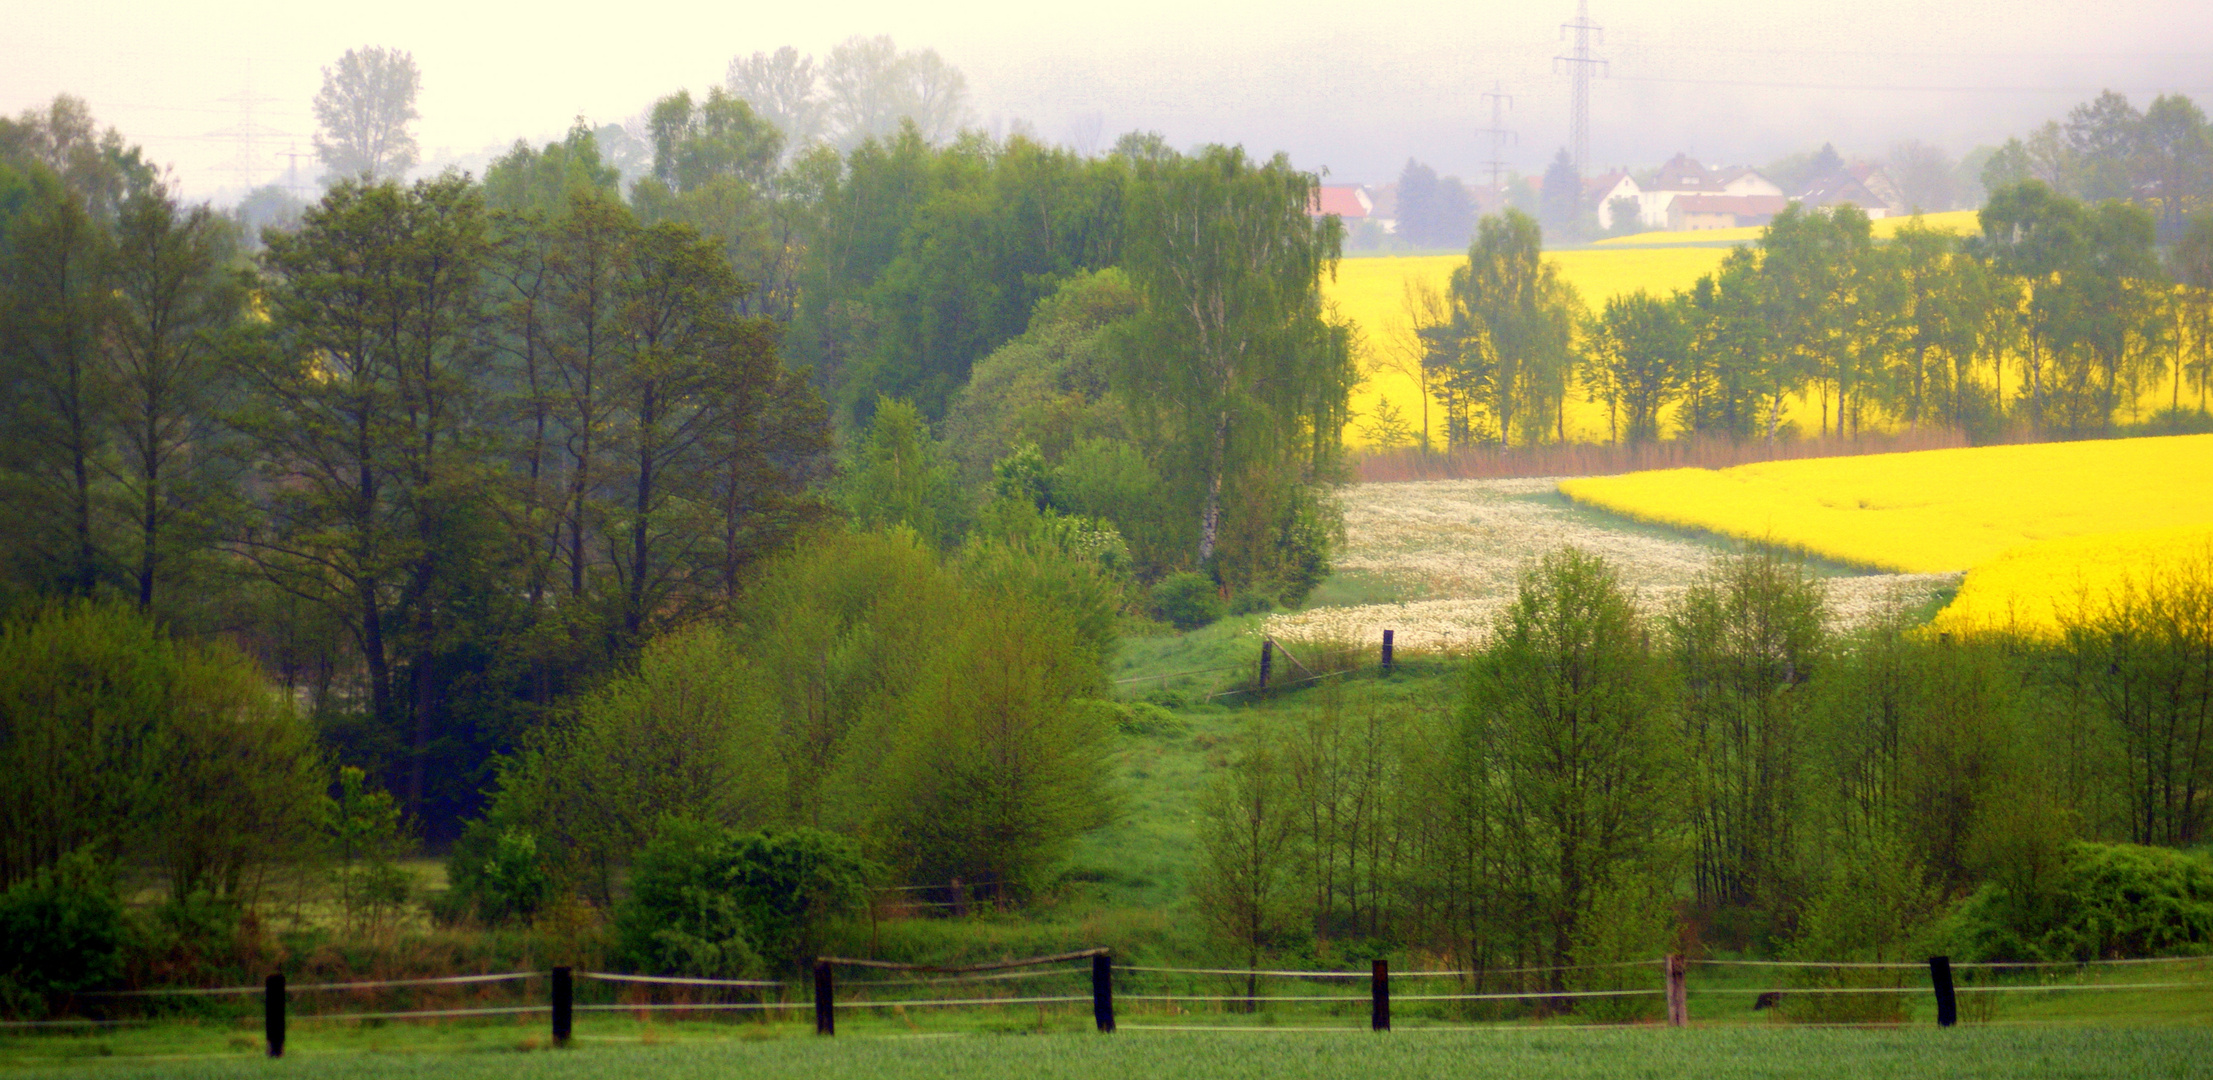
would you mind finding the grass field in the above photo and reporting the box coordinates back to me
[1558,434,2213,634]
[7,1025,2210,1079]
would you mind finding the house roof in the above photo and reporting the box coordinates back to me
[1845,164,1902,207]
[1309,186,1373,218]
[1649,153,1715,192]
[1672,194,1790,215]
[1585,171,1637,199]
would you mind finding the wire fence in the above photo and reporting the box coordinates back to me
[5,950,2207,1051]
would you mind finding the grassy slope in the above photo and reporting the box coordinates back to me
[8,1026,2211,1079]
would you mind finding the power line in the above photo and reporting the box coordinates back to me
[1476,82,1516,197]
[1553,0,1607,177]
[1608,74,2213,95]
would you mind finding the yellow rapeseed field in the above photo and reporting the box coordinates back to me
[1930,525,2213,637]
[1589,209,1982,250]
[1557,433,2213,573]
[1560,433,2213,635]
[1332,249,1734,444]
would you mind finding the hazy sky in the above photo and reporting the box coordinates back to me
[8,0,2211,202]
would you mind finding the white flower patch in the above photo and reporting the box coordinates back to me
[1271,479,1964,646]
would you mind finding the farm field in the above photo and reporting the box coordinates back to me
[1559,434,2213,634]
[6,1026,2209,1080]
[1260,478,1956,647]
[1589,208,1982,249]
[1331,248,1736,446]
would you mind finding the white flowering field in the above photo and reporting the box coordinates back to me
[1264,479,1961,648]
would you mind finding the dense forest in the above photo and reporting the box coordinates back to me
[3,62,2212,1008]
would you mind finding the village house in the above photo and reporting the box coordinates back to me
[1601,153,1787,230]
[1309,185,1375,222]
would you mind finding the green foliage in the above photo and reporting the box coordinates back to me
[327,766,417,933]
[838,397,968,550]
[1152,572,1223,631]
[791,131,1125,423]
[1432,547,1681,980]
[865,588,1118,893]
[1667,549,1828,941]
[941,269,1139,484]
[1433,208,1582,447]
[0,851,125,1003]
[0,602,323,897]
[615,819,873,976]
[1193,744,1302,974]
[494,624,783,903]
[443,822,552,926]
[1113,143,1353,582]
[1943,842,2213,963]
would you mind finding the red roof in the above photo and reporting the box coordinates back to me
[1309,186,1372,218]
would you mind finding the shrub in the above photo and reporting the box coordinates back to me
[0,602,323,897]
[1153,572,1222,630]
[444,822,552,926]
[616,821,875,976]
[0,852,126,1002]
[1940,841,2213,962]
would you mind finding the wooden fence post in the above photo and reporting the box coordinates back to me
[1259,638,1274,690]
[551,966,572,1047]
[1929,956,1956,1028]
[814,959,835,1036]
[263,972,285,1058]
[1381,630,1394,673]
[1665,954,1687,1027]
[1092,952,1116,1033]
[1371,959,1390,1032]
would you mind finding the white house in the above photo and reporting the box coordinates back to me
[1588,171,1642,229]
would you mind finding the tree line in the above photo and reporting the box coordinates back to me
[1372,189,2213,453]
[0,81,1351,923]
[1196,545,2213,1005]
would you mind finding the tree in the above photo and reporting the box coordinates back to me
[496,625,783,902]
[2138,94,2211,239]
[102,182,245,614]
[866,589,1115,896]
[0,95,155,223]
[1539,149,1581,236]
[2171,213,2213,414]
[643,88,782,194]
[1887,140,1957,212]
[727,46,826,154]
[0,164,114,600]
[1453,547,1679,986]
[1667,550,1827,937]
[820,36,967,148]
[233,175,493,813]
[1113,144,1354,573]
[1583,290,1688,445]
[0,602,322,897]
[312,46,422,181]
[837,396,967,551]
[1194,744,1300,998]
[1757,204,1872,436]
[2063,90,2142,202]
[1441,209,1581,447]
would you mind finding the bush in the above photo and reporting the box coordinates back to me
[1940,842,2213,962]
[0,852,126,1002]
[616,820,875,976]
[443,822,552,926]
[1153,572,1223,631]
